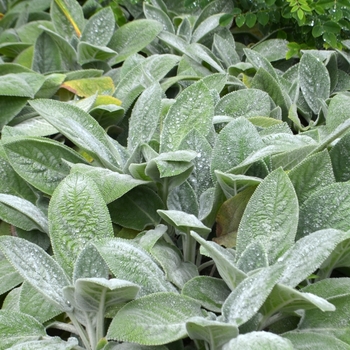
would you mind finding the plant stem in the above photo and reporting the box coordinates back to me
[84,312,97,350]
[67,312,92,350]
[96,288,107,343]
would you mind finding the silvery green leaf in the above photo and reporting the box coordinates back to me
[49,172,114,276]
[0,96,27,129]
[0,154,37,203]
[191,13,223,43]
[288,149,335,206]
[253,39,289,62]
[7,117,59,137]
[77,42,117,65]
[251,68,291,120]
[29,99,122,170]
[160,80,214,153]
[32,32,63,74]
[138,224,168,252]
[299,52,330,114]
[114,54,180,111]
[144,3,174,33]
[215,88,271,118]
[7,337,79,350]
[212,34,240,68]
[158,31,188,53]
[236,241,268,273]
[326,93,350,133]
[109,19,163,65]
[278,229,346,288]
[186,317,238,349]
[236,168,299,264]
[0,194,48,233]
[178,129,213,198]
[3,137,87,195]
[19,281,61,323]
[167,181,199,216]
[70,163,149,204]
[73,243,109,282]
[330,131,350,182]
[260,283,335,323]
[107,293,202,345]
[71,278,140,312]
[244,48,279,81]
[220,264,284,326]
[93,238,177,297]
[81,7,114,46]
[0,236,71,311]
[223,332,294,350]
[0,310,46,350]
[214,171,262,198]
[282,331,350,350]
[0,252,23,296]
[211,117,264,181]
[151,240,198,289]
[157,210,211,236]
[191,231,246,290]
[297,182,350,239]
[104,343,168,350]
[182,276,231,312]
[0,73,45,98]
[128,83,162,153]
[184,43,225,73]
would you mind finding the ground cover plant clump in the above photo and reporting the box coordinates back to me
[1,0,350,349]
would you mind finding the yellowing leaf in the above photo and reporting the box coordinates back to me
[94,95,122,107]
[60,77,115,97]
[54,0,81,37]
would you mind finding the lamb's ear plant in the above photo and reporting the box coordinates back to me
[3,0,350,349]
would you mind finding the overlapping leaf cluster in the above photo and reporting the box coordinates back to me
[1,0,350,349]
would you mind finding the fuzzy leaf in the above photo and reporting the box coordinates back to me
[0,194,48,233]
[220,264,284,325]
[60,77,115,97]
[297,182,350,239]
[215,89,271,118]
[278,229,346,287]
[93,238,177,297]
[299,52,330,114]
[107,293,202,345]
[186,317,238,350]
[7,337,79,350]
[70,163,149,204]
[49,172,114,276]
[182,276,231,312]
[223,332,293,350]
[191,231,246,290]
[236,168,299,264]
[0,73,45,98]
[4,137,86,195]
[0,236,71,311]
[109,19,163,65]
[160,80,214,152]
[29,99,122,170]
[0,253,23,296]
[81,7,115,46]
[0,310,46,350]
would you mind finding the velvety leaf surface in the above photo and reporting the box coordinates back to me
[182,276,231,312]
[297,182,350,239]
[29,99,122,170]
[109,19,163,64]
[160,80,214,152]
[299,52,330,114]
[0,253,23,296]
[215,89,271,118]
[107,293,202,345]
[70,163,149,204]
[93,238,177,296]
[60,77,115,97]
[223,332,294,350]
[49,172,114,276]
[0,237,71,311]
[236,168,299,264]
[220,264,284,326]
[0,310,46,350]
[0,73,45,98]
[0,194,48,233]
[7,337,79,350]
[4,137,86,195]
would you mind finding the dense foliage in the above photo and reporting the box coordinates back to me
[1,0,350,349]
